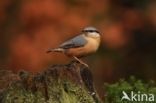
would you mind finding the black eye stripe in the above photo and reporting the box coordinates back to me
[82,30,100,33]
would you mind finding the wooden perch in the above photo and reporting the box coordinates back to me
[0,61,101,103]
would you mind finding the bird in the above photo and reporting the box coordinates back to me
[46,26,101,67]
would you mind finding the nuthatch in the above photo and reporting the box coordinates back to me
[46,26,101,67]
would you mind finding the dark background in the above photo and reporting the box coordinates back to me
[0,0,156,96]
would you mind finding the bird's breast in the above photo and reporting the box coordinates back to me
[65,37,100,57]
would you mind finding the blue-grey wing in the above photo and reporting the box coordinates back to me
[59,35,87,49]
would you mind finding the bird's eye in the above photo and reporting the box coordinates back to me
[89,30,100,33]
[89,30,94,32]
[82,30,100,33]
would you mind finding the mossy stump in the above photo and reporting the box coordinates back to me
[0,62,101,103]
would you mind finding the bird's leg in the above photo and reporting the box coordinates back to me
[73,56,89,67]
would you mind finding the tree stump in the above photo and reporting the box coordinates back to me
[0,62,101,103]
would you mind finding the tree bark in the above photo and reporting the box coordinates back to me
[0,61,101,103]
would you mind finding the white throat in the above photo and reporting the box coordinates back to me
[87,32,100,38]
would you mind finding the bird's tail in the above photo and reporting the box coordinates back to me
[46,48,65,53]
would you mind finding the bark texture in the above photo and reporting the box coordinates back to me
[0,62,101,103]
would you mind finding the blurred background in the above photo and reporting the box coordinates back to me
[0,0,156,97]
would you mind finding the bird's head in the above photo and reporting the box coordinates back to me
[82,26,101,38]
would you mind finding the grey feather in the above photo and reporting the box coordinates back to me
[59,34,87,49]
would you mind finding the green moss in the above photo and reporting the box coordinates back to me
[104,76,156,103]
[2,79,95,103]
[0,63,99,103]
